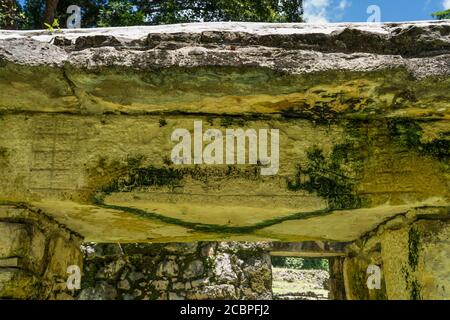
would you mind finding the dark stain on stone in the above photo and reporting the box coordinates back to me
[287,143,365,210]
[388,118,450,163]
[410,279,422,300]
[159,118,167,127]
[408,227,420,271]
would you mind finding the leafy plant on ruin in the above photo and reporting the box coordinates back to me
[432,9,450,20]
[44,18,61,33]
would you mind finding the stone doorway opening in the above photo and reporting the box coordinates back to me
[271,256,330,300]
[269,242,348,300]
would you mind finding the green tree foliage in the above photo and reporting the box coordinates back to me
[98,1,145,27]
[432,9,450,20]
[272,257,304,269]
[134,0,303,24]
[10,0,302,29]
[22,0,106,29]
[302,258,329,270]
[0,0,26,29]
[271,257,329,271]
[22,0,43,29]
[280,0,303,22]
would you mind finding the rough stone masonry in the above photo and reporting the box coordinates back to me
[0,21,449,299]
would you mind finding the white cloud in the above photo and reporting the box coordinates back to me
[303,0,332,23]
[303,0,351,24]
[338,0,350,11]
[335,0,351,20]
[444,0,450,9]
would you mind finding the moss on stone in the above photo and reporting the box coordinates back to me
[388,118,450,163]
[159,118,167,127]
[80,263,99,290]
[88,154,264,204]
[410,279,422,300]
[0,147,8,167]
[287,142,364,210]
[0,147,7,158]
[408,227,421,271]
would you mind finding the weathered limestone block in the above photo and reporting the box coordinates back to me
[183,260,205,279]
[0,222,29,258]
[156,259,179,278]
[0,268,40,299]
[343,207,450,300]
[0,205,83,299]
[78,282,117,300]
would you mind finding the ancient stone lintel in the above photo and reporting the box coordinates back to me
[0,21,449,300]
[1,22,450,78]
[270,241,349,258]
[0,25,448,245]
[48,25,450,59]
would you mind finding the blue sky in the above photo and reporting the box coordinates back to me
[17,0,450,23]
[304,0,450,23]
